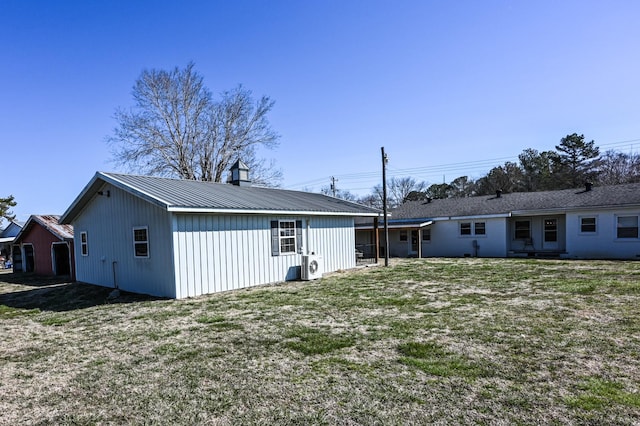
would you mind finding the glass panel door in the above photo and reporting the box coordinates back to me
[543,218,558,250]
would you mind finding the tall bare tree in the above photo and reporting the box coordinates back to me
[389,177,428,206]
[597,150,640,185]
[108,62,281,185]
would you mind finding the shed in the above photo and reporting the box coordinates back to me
[60,170,380,298]
[12,215,75,278]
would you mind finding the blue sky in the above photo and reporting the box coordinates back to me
[2,0,640,222]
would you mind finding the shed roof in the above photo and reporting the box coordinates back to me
[15,215,74,242]
[61,172,381,224]
[391,182,640,221]
[0,220,24,238]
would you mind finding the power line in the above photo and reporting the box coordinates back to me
[285,137,640,193]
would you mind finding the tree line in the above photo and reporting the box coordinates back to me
[327,133,640,208]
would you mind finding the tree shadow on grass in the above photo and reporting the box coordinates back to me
[0,273,161,312]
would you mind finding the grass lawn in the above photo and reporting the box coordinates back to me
[1,258,640,425]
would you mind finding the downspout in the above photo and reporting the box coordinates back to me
[112,261,118,289]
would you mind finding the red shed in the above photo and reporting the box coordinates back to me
[12,215,75,279]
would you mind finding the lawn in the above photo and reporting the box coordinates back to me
[1,258,639,425]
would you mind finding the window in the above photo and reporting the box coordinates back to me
[279,221,296,254]
[399,230,408,241]
[617,216,638,239]
[580,217,596,233]
[271,220,302,256]
[422,228,431,241]
[544,219,558,242]
[515,220,530,239]
[133,227,149,258]
[460,222,485,236]
[80,232,88,256]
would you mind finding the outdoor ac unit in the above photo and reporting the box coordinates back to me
[301,254,323,280]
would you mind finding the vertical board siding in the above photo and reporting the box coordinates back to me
[73,184,176,298]
[173,214,357,298]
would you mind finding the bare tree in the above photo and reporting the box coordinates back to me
[108,62,281,185]
[358,193,383,209]
[597,150,640,185]
[320,186,359,202]
[388,177,428,206]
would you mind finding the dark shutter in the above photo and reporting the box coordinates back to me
[296,220,303,253]
[271,221,279,256]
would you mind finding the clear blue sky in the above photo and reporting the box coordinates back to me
[2,0,640,222]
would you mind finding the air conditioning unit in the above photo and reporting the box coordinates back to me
[301,254,323,280]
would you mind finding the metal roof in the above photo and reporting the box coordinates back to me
[390,182,640,221]
[61,172,381,224]
[15,215,74,242]
[0,220,23,238]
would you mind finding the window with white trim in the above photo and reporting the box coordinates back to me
[279,220,296,254]
[460,222,485,236]
[580,217,597,233]
[617,215,638,239]
[133,227,149,258]
[271,220,302,256]
[80,232,88,256]
[460,222,472,235]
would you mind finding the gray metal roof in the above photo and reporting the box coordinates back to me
[61,172,380,224]
[390,182,640,221]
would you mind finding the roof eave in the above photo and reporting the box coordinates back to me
[512,203,640,216]
[60,172,172,224]
[167,206,380,217]
[449,213,512,220]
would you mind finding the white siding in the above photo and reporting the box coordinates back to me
[566,208,640,259]
[172,214,356,298]
[307,216,356,273]
[72,184,176,297]
[422,218,508,257]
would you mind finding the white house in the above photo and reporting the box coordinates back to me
[60,164,380,298]
[356,182,640,260]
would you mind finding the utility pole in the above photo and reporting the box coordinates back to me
[330,176,338,197]
[381,147,389,267]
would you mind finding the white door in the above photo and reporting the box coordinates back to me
[543,218,558,250]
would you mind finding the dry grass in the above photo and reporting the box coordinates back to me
[1,258,640,425]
